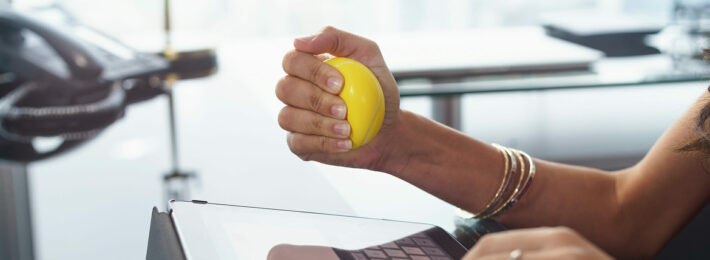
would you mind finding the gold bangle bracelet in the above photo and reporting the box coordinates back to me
[509,149,535,205]
[479,148,526,219]
[483,149,536,219]
[472,144,511,216]
[478,145,518,217]
[456,143,513,219]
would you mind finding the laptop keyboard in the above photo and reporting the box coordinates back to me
[333,231,455,260]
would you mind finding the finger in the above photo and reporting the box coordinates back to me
[275,76,347,120]
[293,26,382,61]
[468,228,572,257]
[474,247,591,260]
[287,132,352,155]
[278,106,351,139]
[282,50,343,94]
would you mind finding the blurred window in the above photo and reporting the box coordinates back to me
[13,0,673,39]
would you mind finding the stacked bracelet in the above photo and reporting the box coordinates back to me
[475,144,518,217]
[457,144,536,219]
[457,144,517,219]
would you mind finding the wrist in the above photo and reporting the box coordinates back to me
[370,109,425,175]
[368,109,507,214]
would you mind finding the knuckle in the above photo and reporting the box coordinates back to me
[275,77,289,100]
[463,249,481,258]
[277,107,292,129]
[310,60,324,83]
[547,227,579,245]
[298,153,312,161]
[321,25,337,33]
[319,136,329,151]
[286,133,296,150]
[311,114,324,131]
[287,134,305,156]
[475,234,496,248]
[364,39,380,52]
[287,134,301,154]
[288,136,313,161]
[553,226,578,237]
[559,247,588,260]
[282,50,298,72]
[309,91,325,112]
[461,251,477,260]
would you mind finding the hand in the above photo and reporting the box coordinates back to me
[464,227,613,260]
[276,26,401,170]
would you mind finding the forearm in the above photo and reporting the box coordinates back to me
[378,110,626,255]
[378,110,506,213]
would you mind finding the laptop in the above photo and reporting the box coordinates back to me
[168,200,468,260]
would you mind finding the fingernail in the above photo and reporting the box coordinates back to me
[333,123,350,136]
[327,77,342,93]
[337,140,352,150]
[331,105,346,119]
[295,35,316,43]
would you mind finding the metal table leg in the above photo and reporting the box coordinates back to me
[0,161,34,260]
[432,94,462,130]
[430,78,463,130]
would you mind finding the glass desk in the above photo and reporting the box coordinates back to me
[394,55,710,129]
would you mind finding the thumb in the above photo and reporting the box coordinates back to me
[293,26,380,61]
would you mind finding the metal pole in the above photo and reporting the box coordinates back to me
[432,95,462,130]
[431,78,463,130]
[167,89,180,172]
[0,161,34,260]
[162,84,194,207]
[164,0,172,47]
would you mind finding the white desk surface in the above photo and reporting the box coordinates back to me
[373,27,603,78]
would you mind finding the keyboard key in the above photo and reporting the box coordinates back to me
[411,256,432,260]
[413,237,438,247]
[364,249,387,258]
[349,252,368,260]
[381,242,399,249]
[432,257,453,260]
[384,248,407,258]
[395,237,416,246]
[410,232,429,238]
[401,246,426,255]
[422,247,447,256]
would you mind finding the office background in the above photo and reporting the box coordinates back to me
[3,0,709,259]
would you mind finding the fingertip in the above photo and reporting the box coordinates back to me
[326,77,343,94]
[333,123,351,137]
[330,104,347,119]
[336,139,352,151]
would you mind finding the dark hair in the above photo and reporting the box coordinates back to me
[678,49,710,154]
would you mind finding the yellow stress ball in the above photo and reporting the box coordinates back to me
[325,57,385,149]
